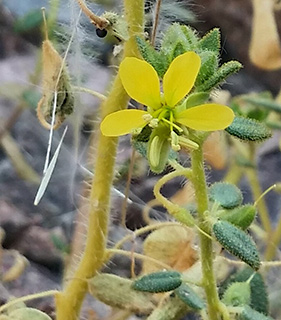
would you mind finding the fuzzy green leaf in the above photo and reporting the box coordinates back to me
[222,282,251,307]
[213,221,261,270]
[181,25,199,47]
[133,271,182,293]
[160,24,198,63]
[198,28,221,54]
[219,268,269,315]
[225,116,272,142]
[174,283,205,310]
[209,182,243,209]
[136,36,168,77]
[195,51,218,87]
[197,60,242,92]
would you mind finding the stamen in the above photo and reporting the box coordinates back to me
[149,118,159,128]
[162,118,183,133]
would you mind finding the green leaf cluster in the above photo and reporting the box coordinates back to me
[219,268,269,315]
[136,25,242,92]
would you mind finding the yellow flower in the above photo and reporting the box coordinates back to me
[100,51,234,137]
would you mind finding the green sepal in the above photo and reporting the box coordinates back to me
[147,126,171,174]
[219,268,269,315]
[218,205,256,229]
[225,116,272,142]
[239,306,274,320]
[136,36,168,78]
[213,221,261,270]
[209,182,243,209]
[174,283,205,310]
[8,308,52,320]
[196,60,242,92]
[195,51,218,88]
[222,282,251,307]
[198,28,221,54]
[14,9,44,33]
[133,271,182,293]
[88,274,155,314]
[185,92,209,108]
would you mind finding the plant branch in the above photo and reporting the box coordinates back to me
[190,140,221,320]
[55,1,144,319]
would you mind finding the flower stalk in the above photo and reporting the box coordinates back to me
[190,137,221,320]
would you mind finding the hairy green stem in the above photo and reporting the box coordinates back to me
[55,1,144,319]
[0,290,59,313]
[191,144,221,320]
[153,169,195,226]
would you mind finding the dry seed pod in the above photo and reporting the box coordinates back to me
[250,0,281,70]
[37,10,74,130]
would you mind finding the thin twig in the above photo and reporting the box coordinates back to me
[76,0,109,29]
[121,149,136,227]
[151,0,162,46]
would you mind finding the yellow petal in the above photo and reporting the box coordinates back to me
[163,52,201,107]
[176,104,234,131]
[119,58,161,109]
[100,109,148,136]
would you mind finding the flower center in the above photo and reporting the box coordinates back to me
[150,106,183,133]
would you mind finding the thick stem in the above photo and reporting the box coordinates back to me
[191,145,221,320]
[55,1,144,319]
